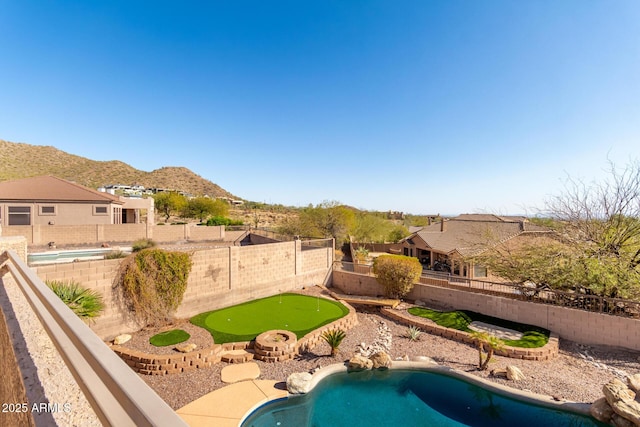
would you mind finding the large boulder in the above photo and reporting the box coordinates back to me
[590,397,615,423]
[348,354,373,372]
[506,366,526,381]
[113,334,132,345]
[286,372,313,394]
[370,351,392,370]
[603,378,640,426]
[175,343,197,353]
[629,374,640,394]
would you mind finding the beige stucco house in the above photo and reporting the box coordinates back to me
[0,176,150,228]
[396,214,550,280]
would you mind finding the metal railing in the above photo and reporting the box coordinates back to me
[334,261,640,318]
[0,250,188,427]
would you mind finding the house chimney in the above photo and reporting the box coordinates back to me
[441,219,446,232]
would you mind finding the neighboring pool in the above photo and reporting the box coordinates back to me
[28,248,131,265]
[242,369,606,427]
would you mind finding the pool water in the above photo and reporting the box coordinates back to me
[28,248,130,265]
[242,370,606,427]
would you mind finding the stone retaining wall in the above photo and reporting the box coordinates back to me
[296,300,358,354]
[381,307,559,361]
[111,344,224,375]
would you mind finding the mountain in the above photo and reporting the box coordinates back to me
[0,139,238,199]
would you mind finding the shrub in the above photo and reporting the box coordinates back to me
[205,216,244,226]
[117,249,192,326]
[104,250,127,260]
[321,328,346,357]
[46,280,104,322]
[372,254,422,298]
[132,238,156,252]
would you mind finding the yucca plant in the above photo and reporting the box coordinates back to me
[321,329,347,357]
[405,325,422,342]
[47,280,105,322]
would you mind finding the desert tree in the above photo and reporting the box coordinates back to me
[472,159,640,298]
[153,192,188,222]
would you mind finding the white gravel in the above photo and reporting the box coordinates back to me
[1,275,101,427]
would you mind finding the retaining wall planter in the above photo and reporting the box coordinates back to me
[381,307,559,361]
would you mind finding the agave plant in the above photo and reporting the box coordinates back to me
[47,280,105,322]
[321,329,347,357]
[405,325,422,342]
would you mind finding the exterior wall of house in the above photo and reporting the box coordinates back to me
[0,202,117,227]
[332,270,640,351]
[34,241,333,339]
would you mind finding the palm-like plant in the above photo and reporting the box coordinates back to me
[321,329,347,357]
[470,331,504,370]
[47,280,105,322]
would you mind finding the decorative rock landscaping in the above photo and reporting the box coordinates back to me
[590,376,640,426]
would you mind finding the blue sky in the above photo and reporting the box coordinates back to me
[1,1,638,215]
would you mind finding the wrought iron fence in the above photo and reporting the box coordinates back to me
[334,261,640,318]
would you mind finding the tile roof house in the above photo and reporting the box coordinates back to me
[397,214,550,280]
[0,176,144,227]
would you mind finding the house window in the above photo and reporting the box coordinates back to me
[8,206,31,225]
[94,206,109,216]
[474,264,487,278]
[39,205,56,215]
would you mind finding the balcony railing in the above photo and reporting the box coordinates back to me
[0,250,188,427]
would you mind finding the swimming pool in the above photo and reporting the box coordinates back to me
[242,366,606,427]
[28,247,131,265]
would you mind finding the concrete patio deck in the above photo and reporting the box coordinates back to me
[176,380,288,427]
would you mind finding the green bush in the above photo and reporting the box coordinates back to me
[205,216,244,226]
[104,250,127,259]
[46,280,104,322]
[372,254,422,298]
[132,238,156,252]
[117,249,192,326]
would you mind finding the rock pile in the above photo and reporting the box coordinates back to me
[348,351,393,372]
[590,375,640,426]
[357,320,392,357]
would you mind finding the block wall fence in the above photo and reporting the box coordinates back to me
[332,270,640,352]
[2,224,225,246]
[34,240,333,339]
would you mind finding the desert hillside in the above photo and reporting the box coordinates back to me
[0,139,237,198]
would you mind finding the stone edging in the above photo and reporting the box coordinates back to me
[380,307,559,361]
[112,298,359,374]
[111,344,224,375]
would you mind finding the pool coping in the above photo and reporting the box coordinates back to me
[235,361,593,426]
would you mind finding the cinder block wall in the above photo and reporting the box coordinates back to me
[35,242,333,340]
[332,270,640,351]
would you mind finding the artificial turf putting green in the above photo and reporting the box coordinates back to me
[190,293,349,344]
[407,307,550,348]
[149,329,191,347]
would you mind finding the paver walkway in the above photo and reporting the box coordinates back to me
[221,362,261,383]
[177,380,287,427]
